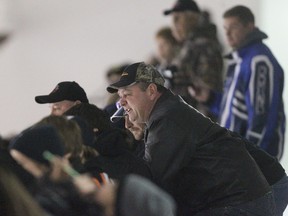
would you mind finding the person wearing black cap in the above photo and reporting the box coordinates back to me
[35,81,89,116]
[164,0,201,43]
[163,0,219,44]
[163,0,224,122]
[107,61,275,216]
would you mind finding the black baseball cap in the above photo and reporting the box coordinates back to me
[106,62,165,93]
[164,0,200,16]
[35,81,89,104]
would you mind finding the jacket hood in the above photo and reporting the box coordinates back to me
[224,28,268,59]
[240,27,268,49]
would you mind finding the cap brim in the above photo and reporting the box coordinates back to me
[106,80,137,93]
[163,9,173,15]
[106,86,119,94]
[35,95,61,104]
[164,8,199,16]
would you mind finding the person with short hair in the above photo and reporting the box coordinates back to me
[220,5,286,160]
[154,26,180,89]
[107,62,275,216]
[35,81,89,116]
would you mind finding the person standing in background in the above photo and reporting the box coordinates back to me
[154,26,180,89]
[220,5,285,160]
[163,0,224,120]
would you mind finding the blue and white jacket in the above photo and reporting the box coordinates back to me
[219,28,286,159]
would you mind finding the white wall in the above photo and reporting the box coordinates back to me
[0,0,257,132]
[0,1,287,168]
[260,0,288,172]
[0,0,175,136]
[260,1,288,214]
[0,0,287,213]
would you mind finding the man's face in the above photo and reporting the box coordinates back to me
[223,16,253,49]
[118,83,154,123]
[125,115,145,140]
[50,100,78,116]
[172,11,199,43]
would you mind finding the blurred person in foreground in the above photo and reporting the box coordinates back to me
[0,158,46,216]
[9,125,102,216]
[52,158,177,216]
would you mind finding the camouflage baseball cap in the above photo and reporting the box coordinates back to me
[106,62,165,93]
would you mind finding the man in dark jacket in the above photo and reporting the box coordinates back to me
[107,62,275,215]
[112,104,288,216]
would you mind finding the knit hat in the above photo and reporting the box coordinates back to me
[9,125,65,165]
[107,62,165,93]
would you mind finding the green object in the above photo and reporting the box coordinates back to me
[43,150,80,177]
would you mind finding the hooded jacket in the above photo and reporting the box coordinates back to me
[219,28,286,159]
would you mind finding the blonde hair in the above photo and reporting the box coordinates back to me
[36,115,98,163]
[156,26,178,46]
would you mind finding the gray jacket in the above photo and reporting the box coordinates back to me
[116,174,176,216]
